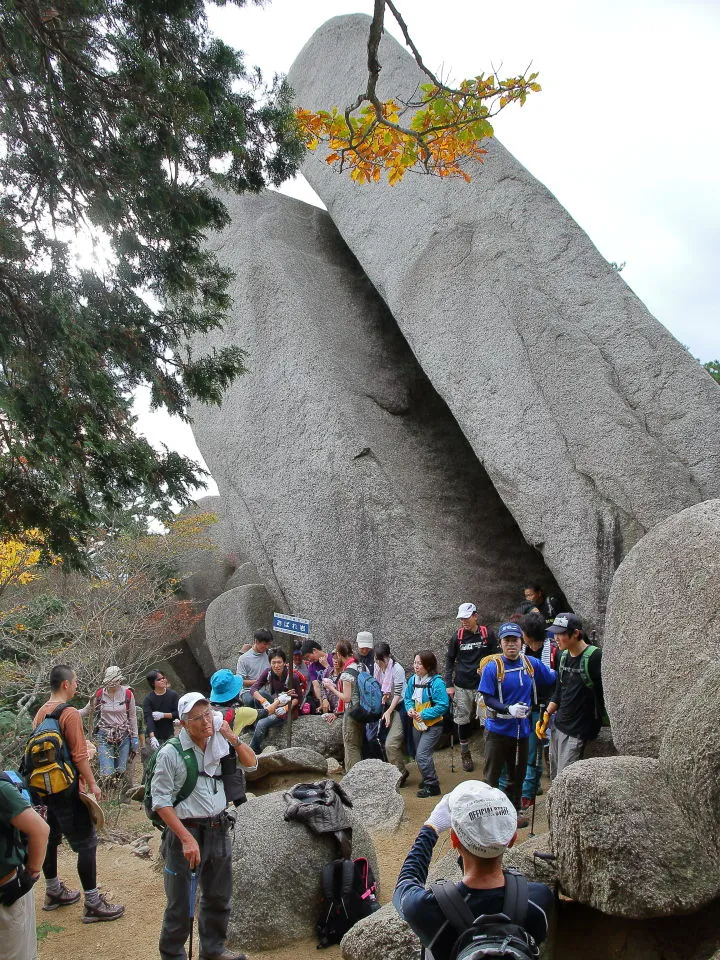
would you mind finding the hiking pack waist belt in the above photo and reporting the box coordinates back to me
[181,815,227,828]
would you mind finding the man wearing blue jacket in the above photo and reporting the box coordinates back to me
[393,780,553,960]
[479,622,556,827]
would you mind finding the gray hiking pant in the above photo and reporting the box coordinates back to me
[159,819,233,960]
[549,728,586,779]
[413,723,443,789]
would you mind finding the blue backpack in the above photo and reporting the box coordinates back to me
[348,665,383,723]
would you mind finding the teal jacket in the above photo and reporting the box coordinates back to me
[404,673,449,723]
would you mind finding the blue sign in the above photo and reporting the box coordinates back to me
[273,613,310,638]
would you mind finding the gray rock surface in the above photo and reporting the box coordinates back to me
[341,902,419,960]
[288,15,720,626]
[604,499,720,756]
[246,746,328,783]
[261,713,345,761]
[340,759,403,831]
[204,582,276,671]
[224,561,261,591]
[229,789,376,949]
[659,662,720,855]
[549,756,720,917]
[190,188,555,663]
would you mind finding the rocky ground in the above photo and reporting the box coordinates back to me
[36,739,549,960]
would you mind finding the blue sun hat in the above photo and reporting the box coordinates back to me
[209,669,244,704]
[497,621,523,640]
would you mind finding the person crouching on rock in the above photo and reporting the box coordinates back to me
[404,650,449,798]
[248,647,306,754]
[393,780,553,960]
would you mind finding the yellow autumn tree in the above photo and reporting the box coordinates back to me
[0,530,61,600]
[295,0,541,185]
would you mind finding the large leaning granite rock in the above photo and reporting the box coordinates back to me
[604,499,720,756]
[228,789,376,949]
[204,582,275,671]
[189,189,555,661]
[288,15,720,626]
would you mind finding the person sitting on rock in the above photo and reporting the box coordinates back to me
[209,669,281,736]
[248,647,306,753]
[236,628,273,706]
[538,613,604,779]
[300,639,333,714]
[393,780,553,960]
[445,602,499,773]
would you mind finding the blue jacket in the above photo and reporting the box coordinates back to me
[479,655,555,738]
[404,673,449,723]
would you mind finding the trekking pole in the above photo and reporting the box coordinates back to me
[514,717,522,815]
[187,869,199,960]
[450,729,455,773]
[529,719,543,837]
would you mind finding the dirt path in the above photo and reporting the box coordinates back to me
[37,742,549,960]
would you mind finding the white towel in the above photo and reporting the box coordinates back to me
[203,710,230,777]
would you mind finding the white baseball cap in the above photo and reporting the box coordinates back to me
[456,602,477,620]
[448,781,517,858]
[177,692,209,720]
[356,631,374,649]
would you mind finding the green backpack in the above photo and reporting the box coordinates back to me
[142,737,198,830]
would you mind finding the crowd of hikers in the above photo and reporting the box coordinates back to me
[0,581,606,960]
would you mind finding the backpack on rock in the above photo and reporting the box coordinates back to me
[316,856,380,948]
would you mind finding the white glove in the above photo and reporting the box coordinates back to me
[508,703,529,719]
[149,735,159,750]
[152,711,164,721]
[277,693,292,706]
[276,707,287,718]
[425,795,452,833]
[415,720,428,732]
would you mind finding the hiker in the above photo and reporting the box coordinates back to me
[0,772,49,959]
[479,622,555,828]
[143,669,180,751]
[209,669,281,736]
[522,583,562,625]
[405,650,449,798]
[32,665,125,921]
[373,641,408,785]
[321,639,364,771]
[78,665,139,793]
[538,613,604,779]
[300,639,333,713]
[515,612,558,809]
[248,647,305,753]
[445,602,499,773]
[151,692,257,960]
[236,629,273,706]
[393,780,553,960]
[356,631,375,671]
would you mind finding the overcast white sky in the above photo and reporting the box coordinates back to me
[135,0,720,497]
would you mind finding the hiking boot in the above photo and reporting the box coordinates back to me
[516,814,530,829]
[82,894,125,923]
[416,784,441,798]
[200,951,249,960]
[461,751,474,773]
[43,883,81,911]
[520,797,534,811]
[398,769,410,788]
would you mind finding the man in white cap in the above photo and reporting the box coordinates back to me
[151,692,258,960]
[444,603,499,772]
[356,631,375,671]
[393,781,552,960]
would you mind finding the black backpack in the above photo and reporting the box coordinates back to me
[316,856,381,948]
[429,870,539,960]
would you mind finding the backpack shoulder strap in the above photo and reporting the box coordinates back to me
[502,869,529,927]
[429,880,476,931]
[49,703,71,722]
[125,687,133,719]
[457,627,465,641]
[340,859,355,898]
[479,625,488,639]
[581,646,598,689]
[165,737,198,804]
[321,860,338,899]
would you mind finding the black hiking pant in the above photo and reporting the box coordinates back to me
[483,731,529,811]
